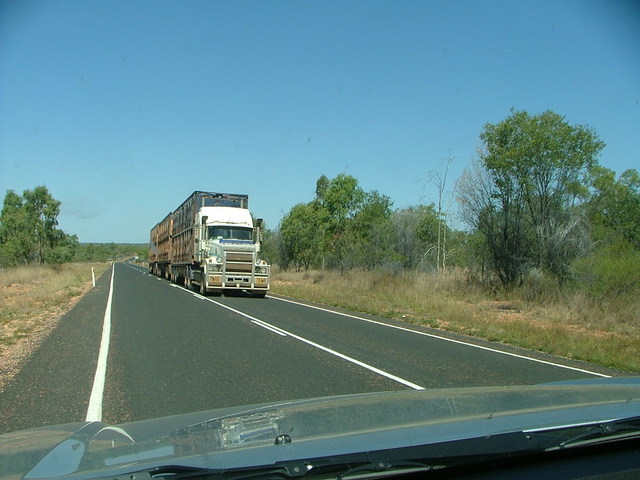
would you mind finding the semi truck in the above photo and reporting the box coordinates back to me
[149,191,270,297]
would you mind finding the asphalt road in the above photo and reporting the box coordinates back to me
[0,262,619,434]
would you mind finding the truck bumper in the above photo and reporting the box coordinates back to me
[207,273,269,291]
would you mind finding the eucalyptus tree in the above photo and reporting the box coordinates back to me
[0,186,70,266]
[458,110,605,285]
[279,202,324,270]
[280,174,395,271]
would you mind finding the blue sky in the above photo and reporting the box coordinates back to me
[1,0,638,243]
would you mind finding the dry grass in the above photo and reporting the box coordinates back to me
[271,269,639,373]
[0,263,110,390]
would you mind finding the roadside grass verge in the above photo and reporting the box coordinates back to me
[0,263,110,387]
[271,269,639,373]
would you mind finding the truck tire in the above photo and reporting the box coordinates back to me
[251,290,267,298]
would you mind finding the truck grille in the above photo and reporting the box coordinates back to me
[226,252,253,273]
[227,262,253,272]
[226,252,252,262]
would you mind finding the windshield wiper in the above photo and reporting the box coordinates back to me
[539,415,640,451]
[110,458,435,480]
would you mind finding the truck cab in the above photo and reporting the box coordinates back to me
[193,206,270,297]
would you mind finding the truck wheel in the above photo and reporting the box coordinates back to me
[251,290,267,298]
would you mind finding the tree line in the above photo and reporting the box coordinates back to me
[266,174,455,274]
[0,186,147,268]
[265,109,639,296]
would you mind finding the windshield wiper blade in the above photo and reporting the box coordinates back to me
[101,465,290,480]
[142,464,291,480]
[534,416,640,451]
[329,459,435,480]
[117,458,435,480]
[277,458,435,480]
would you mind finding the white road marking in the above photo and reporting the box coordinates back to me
[251,319,288,336]
[269,295,611,378]
[86,264,115,422]
[201,296,425,390]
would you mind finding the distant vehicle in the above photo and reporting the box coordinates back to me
[149,191,270,297]
[2,378,640,479]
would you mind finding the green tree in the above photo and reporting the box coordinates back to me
[588,166,640,249]
[280,174,397,272]
[0,186,71,267]
[457,160,534,286]
[572,239,640,299]
[280,202,324,270]
[481,109,603,279]
[47,233,79,264]
[458,110,605,285]
[349,190,394,269]
[258,226,280,266]
[23,186,62,263]
[0,190,33,265]
[390,207,424,269]
[314,174,366,272]
[414,203,455,272]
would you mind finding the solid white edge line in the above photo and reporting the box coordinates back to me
[85,263,115,422]
[201,296,424,391]
[268,295,611,378]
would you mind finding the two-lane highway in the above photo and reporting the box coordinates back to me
[0,262,616,434]
[101,263,409,424]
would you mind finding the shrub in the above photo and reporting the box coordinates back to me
[571,241,640,299]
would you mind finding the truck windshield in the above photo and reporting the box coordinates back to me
[208,226,253,241]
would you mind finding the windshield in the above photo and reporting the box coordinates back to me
[207,226,253,241]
